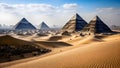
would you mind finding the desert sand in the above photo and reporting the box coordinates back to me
[0,33,119,68]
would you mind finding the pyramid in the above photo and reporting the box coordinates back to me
[81,16,112,35]
[62,13,87,32]
[14,18,36,30]
[39,22,50,30]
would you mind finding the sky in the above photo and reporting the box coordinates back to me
[0,0,120,27]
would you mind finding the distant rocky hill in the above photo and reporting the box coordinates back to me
[110,25,120,30]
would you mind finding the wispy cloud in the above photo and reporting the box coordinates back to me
[0,3,120,27]
[0,3,78,27]
[62,3,78,9]
[95,7,120,26]
[0,3,56,14]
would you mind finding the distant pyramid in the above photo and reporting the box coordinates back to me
[14,18,36,30]
[81,16,112,35]
[62,13,87,32]
[39,22,50,30]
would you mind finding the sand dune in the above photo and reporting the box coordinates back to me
[0,35,34,45]
[3,34,120,68]
[0,35,51,63]
[36,41,72,48]
[47,35,63,41]
[12,34,52,41]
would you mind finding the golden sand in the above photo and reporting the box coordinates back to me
[0,34,120,68]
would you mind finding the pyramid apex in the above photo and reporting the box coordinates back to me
[41,21,45,24]
[71,13,83,20]
[76,13,80,17]
[20,18,28,22]
[95,15,99,18]
[40,21,49,30]
[21,17,27,20]
[92,15,100,21]
[74,13,80,17]
[75,13,79,15]
[95,15,98,17]
[22,17,26,19]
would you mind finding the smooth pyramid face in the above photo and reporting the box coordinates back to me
[39,22,50,30]
[62,13,87,32]
[19,18,29,23]
[14,18,36,30]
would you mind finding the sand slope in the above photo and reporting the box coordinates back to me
[36,41,72,48]
[6,34,120,68]
[0,35,50,64]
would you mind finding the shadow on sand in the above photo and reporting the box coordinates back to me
[35,41,72,48]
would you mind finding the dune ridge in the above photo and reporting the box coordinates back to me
[3,34,120,68]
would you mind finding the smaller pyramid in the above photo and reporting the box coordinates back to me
[62,13,87,32]
[14,18,36,30]
[39,22,50,30]
[81,15,112,35]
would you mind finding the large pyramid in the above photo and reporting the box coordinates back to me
[81,16,112,35]
[14,18,36,30]
[62,13,87,32]
[39,22,50,30]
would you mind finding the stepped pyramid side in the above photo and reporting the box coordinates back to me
[81,16,112,35]
[62,13,87,32]
[14,18,36,30]
[39,22,50,30]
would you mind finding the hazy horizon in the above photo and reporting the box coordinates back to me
[0,0,120,27]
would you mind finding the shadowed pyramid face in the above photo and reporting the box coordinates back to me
[40,22,50,30]
[81,15,112,34]
[62,13,87,32]
[14,18,36,30]
[71,13,84,20]
[19,18,29,23]
[91,16,101,22]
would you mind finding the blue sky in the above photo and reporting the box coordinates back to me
[0,0,120,27]
[0,0,120,6]
[0,0,120,10]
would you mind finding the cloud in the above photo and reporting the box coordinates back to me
[95,7,120,26]
[62,3,78,9]
[0,3,14,10]
[0,3,77,27]
[96,7,120,15]
[0,3,119,28]
[72,7,120,27]
[0,12,19,25]
[0,3,56,14]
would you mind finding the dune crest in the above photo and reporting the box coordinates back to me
[3,34,120,68]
